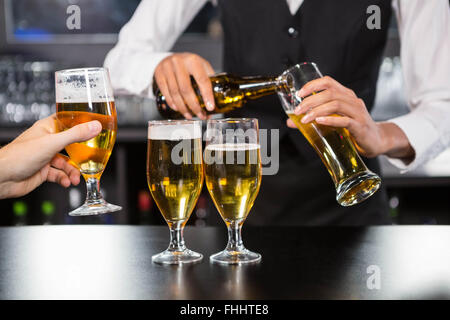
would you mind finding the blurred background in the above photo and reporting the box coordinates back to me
[0,0,449,226]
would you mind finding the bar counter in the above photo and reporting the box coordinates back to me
[0,225,449,299]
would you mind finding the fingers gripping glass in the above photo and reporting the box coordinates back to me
[55,68,122,216]
[277,63,381,206]
[147,120,203,265]
[205,118,262,265]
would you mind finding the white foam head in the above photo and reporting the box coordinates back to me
[148,122,202,140]
[55,68,114,103]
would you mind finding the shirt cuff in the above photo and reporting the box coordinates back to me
[386,111,441,172]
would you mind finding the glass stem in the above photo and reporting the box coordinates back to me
[226,221,244,252]
[168,221,186,252]
[85,177,103,203]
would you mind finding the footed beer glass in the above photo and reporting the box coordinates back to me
[205,118,262,264]
[147,120,204,264]
[55,68,121,216]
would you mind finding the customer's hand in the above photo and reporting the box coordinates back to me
[0,114,102,199]
[154,52,215,120]
[286,76,414,160]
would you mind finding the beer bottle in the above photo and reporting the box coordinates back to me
[153,73,281,119]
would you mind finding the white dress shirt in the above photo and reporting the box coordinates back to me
[104,0,450,172]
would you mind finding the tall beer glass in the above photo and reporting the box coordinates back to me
[147,120,203,264]
[205,118,262,264]
[277,63,381,206]
[55,68,121,216]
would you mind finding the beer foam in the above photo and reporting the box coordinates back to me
[56,95,114,104]
[148,123,202,140]
[205,143,260,151]
[55,68,114,103]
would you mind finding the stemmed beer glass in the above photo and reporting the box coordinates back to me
[205,118,262,264]
[55,68,122,216]
[147,120,204,264]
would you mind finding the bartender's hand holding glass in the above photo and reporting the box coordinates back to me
[0,115,102,200]
[154,53,215,120]
[286,76,414,160]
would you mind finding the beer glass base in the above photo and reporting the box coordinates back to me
[69,200,122,216]
[336,171,381,206]
[210,249,261,265]
[152,249,203,265]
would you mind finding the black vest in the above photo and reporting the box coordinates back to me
[217,0,392,225]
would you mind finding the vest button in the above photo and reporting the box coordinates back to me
[287,26,299,38]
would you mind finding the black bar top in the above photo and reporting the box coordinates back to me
[0,225,449,299]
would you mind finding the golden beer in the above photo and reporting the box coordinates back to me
[147,137,203,228]
[204,143,262,226]
[56,102,117,177]
[286,111,380,205]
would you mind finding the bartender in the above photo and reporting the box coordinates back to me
[104,0,450,225]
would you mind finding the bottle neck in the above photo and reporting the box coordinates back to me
[237,76,281,100]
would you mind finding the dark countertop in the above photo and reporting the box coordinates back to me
[0,225,449,300]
